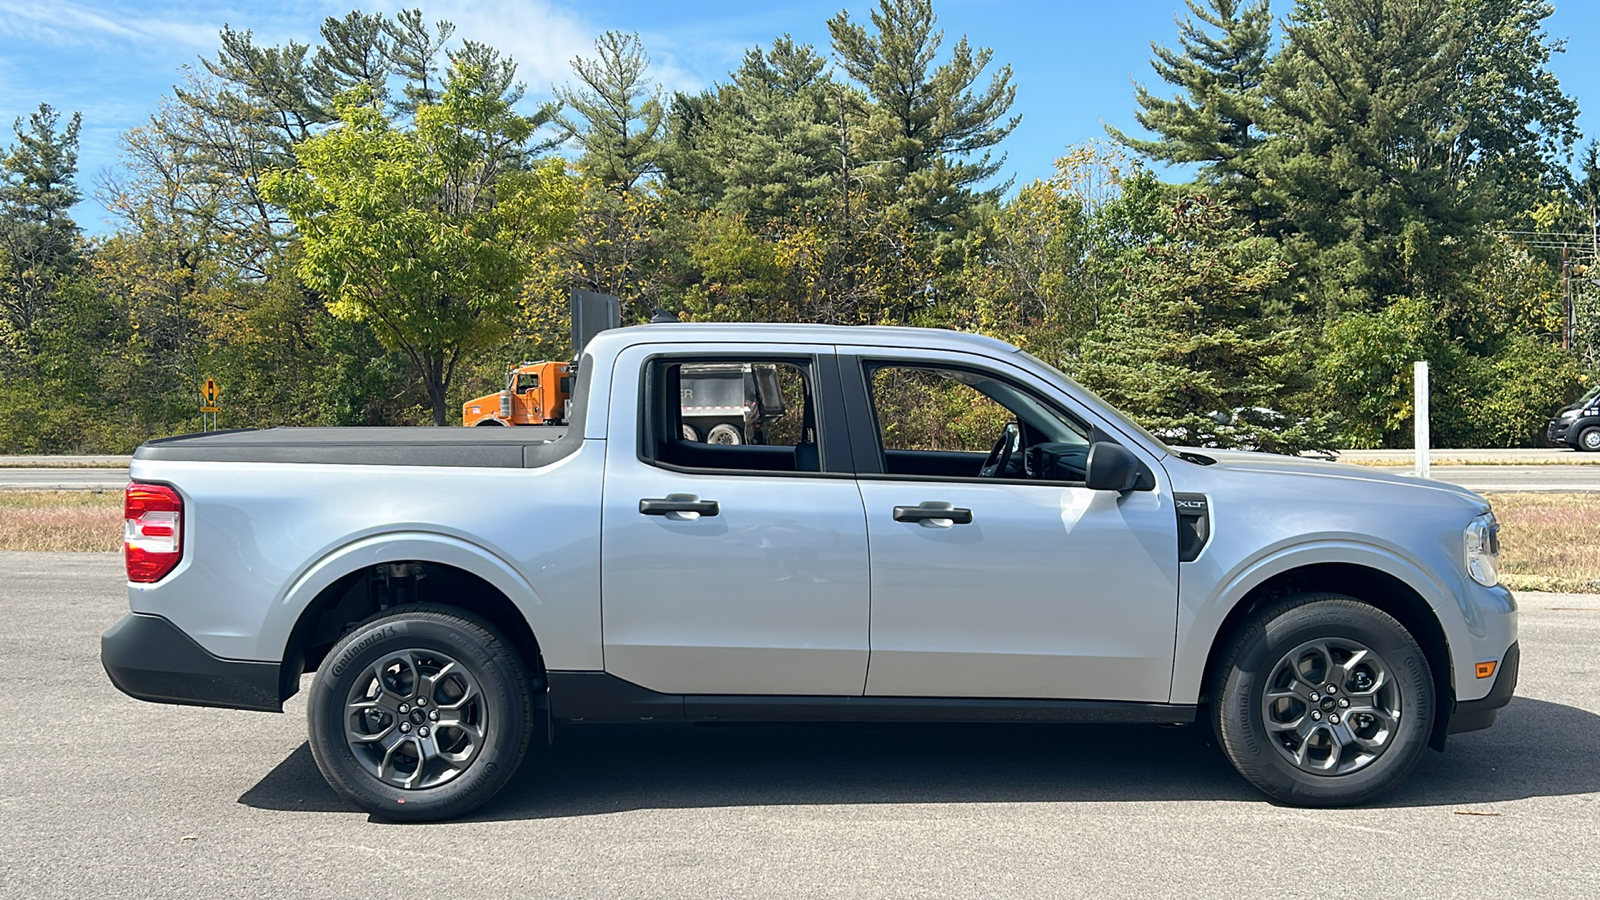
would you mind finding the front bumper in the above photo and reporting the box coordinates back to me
[102,612,283,712]
[1546,419,1571,445]
[1446,641,1519,735]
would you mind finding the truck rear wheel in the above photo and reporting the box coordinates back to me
[706,423,743,444]
[1212,594,1434,807]
[307,604,533,821]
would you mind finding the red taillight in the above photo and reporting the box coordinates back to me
[125,483,183,583]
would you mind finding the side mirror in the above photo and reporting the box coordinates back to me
[1085,442,1156,492]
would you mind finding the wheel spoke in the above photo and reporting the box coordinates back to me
[1267,679,1316,704]
[1264,709,1308,733]
[347,713,395,745]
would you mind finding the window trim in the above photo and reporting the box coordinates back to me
[635,351,854,479]
[842,352,1103,487]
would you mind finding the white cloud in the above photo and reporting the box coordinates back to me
[362,0,594,91]
[0,0,223,51]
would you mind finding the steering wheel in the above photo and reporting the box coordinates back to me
[980,422,1020,478]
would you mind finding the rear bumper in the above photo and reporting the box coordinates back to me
[102,612,283,712]
[1447,641,1519,735]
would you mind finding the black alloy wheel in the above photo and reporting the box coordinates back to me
[1212,594,1435,807]
[307,604,534,821]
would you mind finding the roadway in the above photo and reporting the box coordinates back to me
[2,551,1596,899]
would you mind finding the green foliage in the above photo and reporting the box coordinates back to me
[1264,0,1482,308]
[665,37,843,226]
[263,68,581,425]
[1072,194,1335,454]
[1319,298,1582,448]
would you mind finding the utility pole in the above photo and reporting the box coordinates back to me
[1563,243,1573,352]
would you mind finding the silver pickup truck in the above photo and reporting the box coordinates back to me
[103,324,1518,821]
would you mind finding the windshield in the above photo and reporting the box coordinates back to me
[1582,384,1600,406]
[1014,349,1173,454]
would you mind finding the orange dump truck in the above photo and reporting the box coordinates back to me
[462,361,573,427]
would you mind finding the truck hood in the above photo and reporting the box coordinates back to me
[1170,448,1490,509]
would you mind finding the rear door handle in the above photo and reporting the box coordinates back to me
[640,497,720,517]
[893,505,973,524]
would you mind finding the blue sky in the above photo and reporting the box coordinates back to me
[3,0,1598,234]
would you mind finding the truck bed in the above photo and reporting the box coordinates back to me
[132,426,574,468]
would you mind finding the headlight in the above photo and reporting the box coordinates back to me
[1559,408,1580,420]
[1464,513,1500,588]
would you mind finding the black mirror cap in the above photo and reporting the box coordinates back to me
[1085,442,1157,492]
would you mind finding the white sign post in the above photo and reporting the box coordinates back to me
[1414,361,1430,479]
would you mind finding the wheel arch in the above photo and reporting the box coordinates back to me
[1196,561,1456,751]
[271,534,547,703]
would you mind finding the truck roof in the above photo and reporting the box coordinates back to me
[583,323,1021,358]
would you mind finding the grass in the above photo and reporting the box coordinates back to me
[0,491,122,552]
[1,489,1595,593]
[1485,492,1600,594]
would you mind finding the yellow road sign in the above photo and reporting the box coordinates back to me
[200,406,220,414]
[201,378,221,407]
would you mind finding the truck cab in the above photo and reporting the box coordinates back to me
[462,361,572,427]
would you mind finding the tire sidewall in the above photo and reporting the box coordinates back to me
[308,611,529,821]
[1579,426,1600,452]
[1218,599,1434,806]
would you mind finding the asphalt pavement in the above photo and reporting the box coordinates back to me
[2,551,1597,899]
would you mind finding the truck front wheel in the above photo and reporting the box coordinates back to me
[1212,594,1435,807]
[1578,426,1600,452]
[307,604,534,821]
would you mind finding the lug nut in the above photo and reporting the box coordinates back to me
[398,704,410,714]
[418,727,430,738]
[1325,684,1337,694]
[429,710,439,721]
[1338,698,1349,708]
[1329,714,1341,724]
[416,697,427,707]
[1310,692,1321,702]
[400,722,412,733]
[1312,711,1322,721]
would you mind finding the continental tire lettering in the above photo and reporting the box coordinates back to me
[330,625,398,677]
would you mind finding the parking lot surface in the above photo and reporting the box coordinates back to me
[3,551,1597,899]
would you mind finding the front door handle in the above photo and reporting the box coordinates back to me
[640,497,720,517]
[893,505,973,525]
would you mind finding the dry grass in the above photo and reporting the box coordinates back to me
[2,488,1595,594]
[0,491,122,552]
[1484,492,1600,594]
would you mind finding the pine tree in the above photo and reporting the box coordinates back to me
[827,0,1018,230]
[664,37,842,226]
[1108,0,1273,219]
[1074,193,1333,454]
[556,32,666,193]
[1450,0,1580,224]
[0,103,83,343]
[1263,0,1479,309]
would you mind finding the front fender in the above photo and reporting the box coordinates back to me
[1171,538,1464,705]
